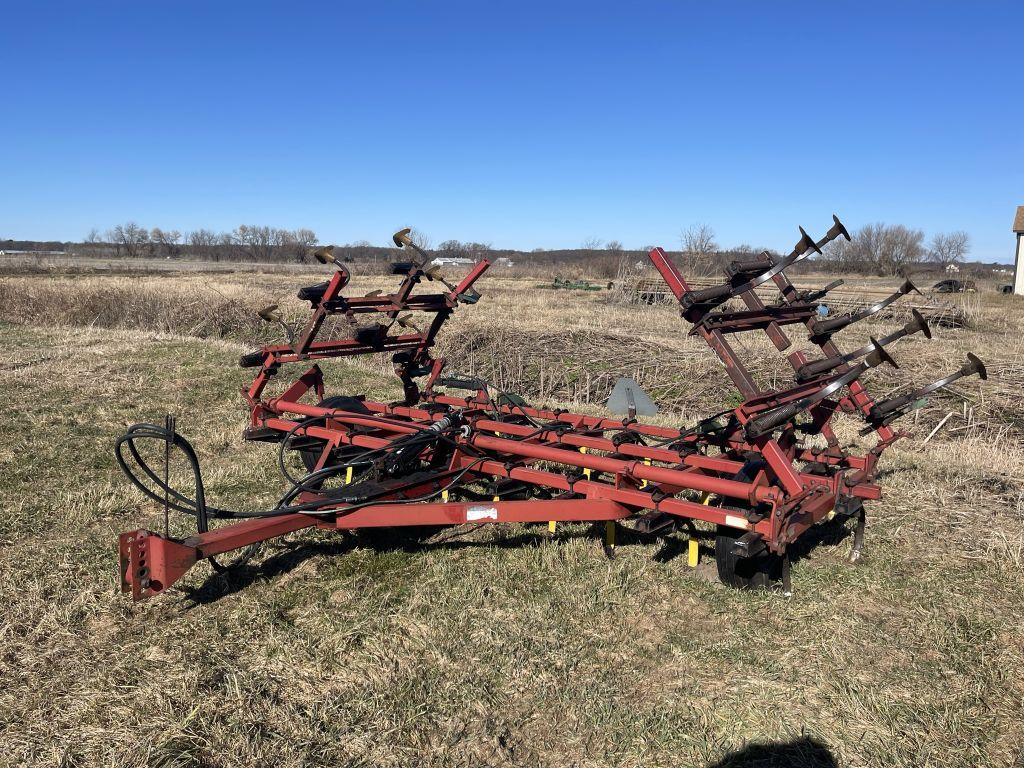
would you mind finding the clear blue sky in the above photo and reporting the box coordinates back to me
[2,1,1022,261]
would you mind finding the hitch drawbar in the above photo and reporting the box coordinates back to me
[115,220,986,599]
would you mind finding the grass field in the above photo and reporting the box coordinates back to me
[1,264,1022,767]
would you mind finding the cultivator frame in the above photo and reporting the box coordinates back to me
[118,220,987,600]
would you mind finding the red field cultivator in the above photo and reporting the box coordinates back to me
[116,220,987,600]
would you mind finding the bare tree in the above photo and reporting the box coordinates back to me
[436,239,464,258]
[187,229,219,247]
[217,231,238,260]
[603,240,632,282]
[84,228,102,244]
[824,223,925,276]
[463,242,491,262]
[928,231,970,265]
[106,222,150,258]
[274,229,296,262]
[148,228,163,257]
[232,225,275,262]
[681,224,717,256]
[185,229,220,260]
[581,237,604,251]
[432,239,492,263]
[288,228,318,263]
[822,237,858,273]
[150,228,182,257]
[345,240,375,263]
[680,223,718,276]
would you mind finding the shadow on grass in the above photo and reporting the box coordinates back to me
[786,513,859,566]
[177,514,860,605]
[178,523,607,605]
[651,514,858,567]
[709,736,837,767]
[179,536,359,606]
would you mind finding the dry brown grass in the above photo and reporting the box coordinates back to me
[0,271,1017,437]
[1,267,1024,767]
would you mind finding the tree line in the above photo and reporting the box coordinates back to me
[71,224,508,265]
[4,220,974,277]
[821,224,970,276]
[83,223,323,263]
[676,222,971,277]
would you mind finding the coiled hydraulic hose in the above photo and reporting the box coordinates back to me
[115,422,347,524]
[114,417,489,564]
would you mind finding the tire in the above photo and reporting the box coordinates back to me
[714,525,782,590]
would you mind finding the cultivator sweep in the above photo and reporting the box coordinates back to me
[117,219,988,600]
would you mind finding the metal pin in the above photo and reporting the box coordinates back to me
[163,413,175,538]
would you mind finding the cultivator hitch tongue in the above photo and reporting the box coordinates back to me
[114,213,986,601]
[120,529,198,600]
[863,353,988,430]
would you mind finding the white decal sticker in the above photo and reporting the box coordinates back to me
[466,506,498,522]
[724,514,749,530]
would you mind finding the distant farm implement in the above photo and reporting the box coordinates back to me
[542,276,612,291]
[116,219,987,600]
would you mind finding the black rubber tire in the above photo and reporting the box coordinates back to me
[714,525,782,590]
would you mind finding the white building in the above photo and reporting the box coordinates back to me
[431,256,475,267]
[1015,206,1024,296]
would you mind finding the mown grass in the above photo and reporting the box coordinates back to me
[0,266,1023,767]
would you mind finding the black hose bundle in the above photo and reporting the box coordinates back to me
[115,422,352,524]
[115,422,289,571]
[114,416,490,571]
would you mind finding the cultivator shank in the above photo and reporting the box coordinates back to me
[117,218,988,599]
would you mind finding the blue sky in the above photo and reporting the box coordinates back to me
[2,2,1022,261]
